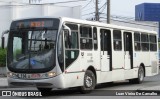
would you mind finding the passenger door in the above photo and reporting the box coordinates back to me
[100,29,112,71]
[124,32,133,69]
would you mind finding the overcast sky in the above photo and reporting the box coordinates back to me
[111,0,160,16]
[23,0,160,18]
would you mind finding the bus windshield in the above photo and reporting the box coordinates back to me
[7,30,57,73]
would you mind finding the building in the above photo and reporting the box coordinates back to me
[135,3,160,37]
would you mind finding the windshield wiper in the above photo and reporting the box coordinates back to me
[17,55,27,61]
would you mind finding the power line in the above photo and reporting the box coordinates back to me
[100,13,135,20]
[82,7,95,12]
[99,2,107,13]
[100,16,157,28]
[0,0,87,7]
[82,12,95,16]
[82,0,92,9]
[99,2,107,11]
[0,0,14,3]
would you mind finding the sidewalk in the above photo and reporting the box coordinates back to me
[0,77,8,88]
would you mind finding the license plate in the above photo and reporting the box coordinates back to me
[17,73,27,79]
[17,73,40,79]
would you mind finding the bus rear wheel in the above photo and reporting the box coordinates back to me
[80,70,96,94]
[129,66,144,84]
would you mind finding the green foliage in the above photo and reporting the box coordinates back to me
[0,48,7,67]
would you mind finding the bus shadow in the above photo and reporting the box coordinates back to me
[41,81,140,96]
[41,88,81,96]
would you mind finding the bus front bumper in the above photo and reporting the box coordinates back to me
[8,74,65,88]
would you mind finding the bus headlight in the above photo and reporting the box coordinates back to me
[47,72,56,77]
[7,72,15,78]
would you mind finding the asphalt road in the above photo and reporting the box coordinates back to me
[0,70,160,99]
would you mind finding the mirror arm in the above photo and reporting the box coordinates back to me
[1,30,9,49]
[63,25,71,36]
[1,30,9,38]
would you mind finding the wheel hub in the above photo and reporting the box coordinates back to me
[85,76,93,88]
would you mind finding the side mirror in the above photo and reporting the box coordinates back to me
[1,30,9,49]
[63,25,71,36]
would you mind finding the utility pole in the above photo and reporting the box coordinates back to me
[107,0,110,23]
[95,0,99,21]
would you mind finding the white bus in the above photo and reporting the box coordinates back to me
[2,17,159,93]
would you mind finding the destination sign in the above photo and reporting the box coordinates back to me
[10,18,60,30]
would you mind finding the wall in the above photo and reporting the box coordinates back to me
[143,3,160,21]
[135,3,145,21]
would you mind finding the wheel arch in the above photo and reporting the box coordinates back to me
[87,66,97,84]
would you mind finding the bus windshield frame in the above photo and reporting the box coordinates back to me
[7,18,60,73]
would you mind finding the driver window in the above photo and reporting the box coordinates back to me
[65,23,79,49]
[13,37,22,60]
[64,23,79,68]
[64,30,70,49]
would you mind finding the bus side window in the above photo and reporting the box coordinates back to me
[149,35,157,51]
[134,32,141,51]
[141,34,149,51]
[113,30,122,51]
[80,26,92,50]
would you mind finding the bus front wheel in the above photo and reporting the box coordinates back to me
[129,66,145,84]
[80,70,96,94]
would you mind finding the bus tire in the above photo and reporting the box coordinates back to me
[80,70,96,94]
[129,66,145,84]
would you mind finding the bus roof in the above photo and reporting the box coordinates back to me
[60,17,157,35]
[12,16,157,35]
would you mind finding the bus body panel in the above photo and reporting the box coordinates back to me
[112,52,124,69]
[150,52,159,75]
[124,68,138,79]
[64,72,84,88]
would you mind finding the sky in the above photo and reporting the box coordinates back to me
[23,0,160,18]
[81,0,160,19]
[111,0,160,17]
